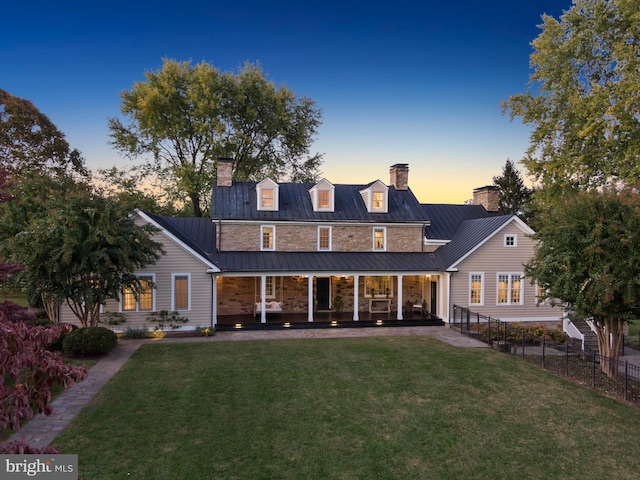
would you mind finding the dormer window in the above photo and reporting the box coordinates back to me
[309,179,335,212]
[360,180,388,213]
[372,191,384,209]
[256,178,279,211]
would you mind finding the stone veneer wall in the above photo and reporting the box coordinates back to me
[216,275,427,316]
[219,223,425,252]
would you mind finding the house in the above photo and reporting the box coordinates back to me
[60,160,561,330]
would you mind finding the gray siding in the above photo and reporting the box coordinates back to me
[449,222,562,322]
[59,227,214,331]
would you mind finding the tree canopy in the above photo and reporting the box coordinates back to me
[0,176,163,326]
[108,59,323,216]
[492,159,533,223]
[0,89,88,179]
[525,187,640,375]
[503,0,640,198]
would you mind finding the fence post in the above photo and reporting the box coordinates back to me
[522,328,525,360]
[625,361,629,401]
[488,317,492,347]
[565,340,569,377]
[542,338,546,369]
[466,308,470,335]
[592,353,597,388]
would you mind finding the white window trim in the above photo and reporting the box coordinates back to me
[364,275,393,298]
[121,273,156,312]
[372,226,386,251]
[171,273,191,311]
[469,272,484,306]
[260,225,276,251]
[504,234,517,247]
[496,272,524,306]
[317,226,332,251]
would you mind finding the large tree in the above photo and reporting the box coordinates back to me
[502,0,640,198]
[492,159,533,223]
[525,188,640,376]
[0,89,88,179]
[0,177,163,326]
[108,59,323,216]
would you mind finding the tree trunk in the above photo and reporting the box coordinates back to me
[594,317,624,378]
[190,192,202,217]
[40,292,59,324]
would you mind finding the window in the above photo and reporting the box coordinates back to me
[497,273,523,305]
[256,178,279,211]
[504,234,517,247]
[172,274,190,310]
[365,276,392,297]
[372,191,384,209]
[122,274,155,312]
[261,189,274,208]
[261,225,275,251]
[318,190,330,209]
[535,281,549,305]
[373,227,386,251]
[265,276,275,298]
[318,226,331,251]
[470,273,484,305]
[309,179,335,212]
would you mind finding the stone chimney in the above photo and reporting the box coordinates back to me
[473,185,500,211]
[389,163,409,190]
[217,157,234,187]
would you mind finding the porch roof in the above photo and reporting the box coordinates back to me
[212,251,440,274]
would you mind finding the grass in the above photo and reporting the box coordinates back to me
[53,337,640,479]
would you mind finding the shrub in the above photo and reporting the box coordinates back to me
[46,323,78,352]
[146,310,189,331]
[63,327,118,357]
[122,327,151,339]
[194,326,214,337]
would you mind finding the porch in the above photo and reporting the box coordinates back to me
[216,310,444,331]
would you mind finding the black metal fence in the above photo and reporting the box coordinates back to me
[451,304,640,406]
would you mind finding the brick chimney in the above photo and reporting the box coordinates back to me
[473,185,499,211]
[389,163,409,190]
[217,157,234,187]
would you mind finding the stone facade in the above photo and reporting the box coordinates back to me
[218,223,424,252]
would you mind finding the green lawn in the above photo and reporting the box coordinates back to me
[54,337,640,480]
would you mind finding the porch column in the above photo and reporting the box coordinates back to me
[397,275,404,320]
[308,275,314,322]
[211,275,217,328]
[260,275,267,324]
[353,274,360,321]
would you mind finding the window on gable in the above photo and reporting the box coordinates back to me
[470,273,484,305]
[261,225,275,251]
[504,234,517,247]
[497,273,523,305]
[373,227,386,251]
[122,274,155,312]
[318,226,331,251]
[173,274,190,311]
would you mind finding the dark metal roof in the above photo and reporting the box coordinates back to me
[143,211,217,262]
[211,182,430,223]
[213,251,439,273]
[422,204,501,240]
[433,215,515,270]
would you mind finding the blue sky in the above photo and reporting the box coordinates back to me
[2,1,570,203]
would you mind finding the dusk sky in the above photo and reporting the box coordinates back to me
[2,1,570,204]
